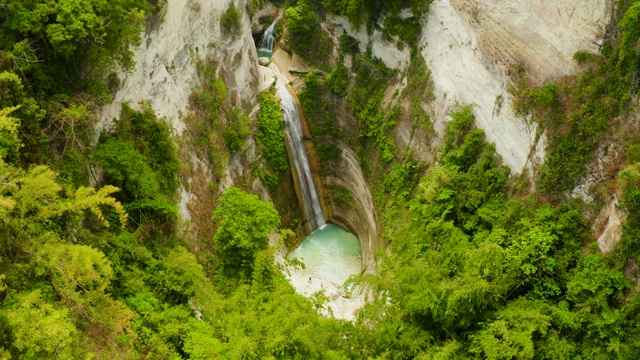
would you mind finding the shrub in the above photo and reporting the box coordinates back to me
[213,187,279,279]
[257,90,288,173]
[326,65,349,96]
[382,15,422,45]
[339,32,360,55]
[444,104,474,151]
[223,109,250,153]
[95,138,160,202]
[115,104,180,196]
[221,3,242,35]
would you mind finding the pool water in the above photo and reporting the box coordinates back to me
[257,49,273,59]
[287,224,362,286]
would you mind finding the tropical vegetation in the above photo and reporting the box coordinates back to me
[1,0,639,359]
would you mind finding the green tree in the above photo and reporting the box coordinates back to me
[45,101,95,156]
[3,0,150,68]
[0,72,24,110]
[1,163,126,230]
[326,65,349,96]
[566,254,628,309]
[29,242,134,340]
[3,290,79,359]
[95,138,160,202]
[0,71,47,164]
[470,298,551,360]
[0,107,22,164]
[213,187,279,279]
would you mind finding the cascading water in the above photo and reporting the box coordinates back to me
[257,20,277,59]
[257,24,364,319]
[280,82,363,318]
[279,83,326,232]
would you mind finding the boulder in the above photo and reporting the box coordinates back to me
[258,57,271,67]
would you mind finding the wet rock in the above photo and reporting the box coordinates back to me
[259,57,271,66]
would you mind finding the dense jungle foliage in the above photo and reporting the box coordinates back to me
[0,0,640,359]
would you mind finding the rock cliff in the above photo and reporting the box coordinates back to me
[99,0,619,316]
[100,0,259,135]
[424,0,611,173]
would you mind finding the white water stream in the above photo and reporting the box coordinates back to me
[276,83,365,320]
[259,24,365,320]
[278,82,326,232]
[258,20,277,59]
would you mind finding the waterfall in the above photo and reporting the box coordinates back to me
[279,83,326,232]
[258,20,277,58]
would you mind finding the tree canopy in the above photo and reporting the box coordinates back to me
[1,0,640,358]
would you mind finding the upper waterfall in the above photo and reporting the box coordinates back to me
[278,82,326,232]
[258,20,277,58]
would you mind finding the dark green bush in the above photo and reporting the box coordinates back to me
[339,32,360,55]
[383,15,422,45]
[223,109,250,153]
[325,65,349,96]
[221,3,242,35]
[114,104,180,196]
[256,90,288,173]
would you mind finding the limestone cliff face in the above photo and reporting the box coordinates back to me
[96,0,624,317]
[421,0,541,173]
[417,0,617,252]
[319,0,615,256]
[100,0,616,265]
[99,0,379,262]
[329,0,612,174]
[421,0,612,173]
[325,145,378,273]
[98,0,273,242]
[453,0,613,86]
[100,0,259,135]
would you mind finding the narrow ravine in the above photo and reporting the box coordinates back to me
[257,21,366,319]
[276,81,364,319]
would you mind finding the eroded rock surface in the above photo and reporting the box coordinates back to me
[328,15,411,70]
[453,0,612,85]
[421,0,611,173]
[99,0,264,233]
[326,145,379,273]
[594,197,627,254]
[99,0,259,135]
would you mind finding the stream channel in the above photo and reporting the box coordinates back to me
[258,20,364,318]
